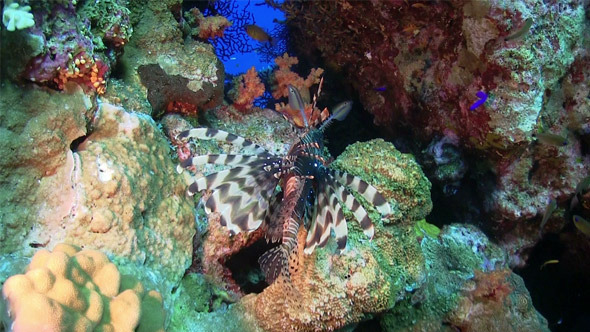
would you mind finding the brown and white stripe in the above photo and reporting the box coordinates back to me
[178,128,270,155]
[330,170,392,216]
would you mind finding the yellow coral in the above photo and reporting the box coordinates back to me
[1,244,165,332]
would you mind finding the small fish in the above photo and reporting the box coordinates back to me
[573,215,590,236]
[539,198,557,236]
[319,100,352,131]
[245,24,272,43]
[288,85,308,128]
[505,18,533,41]
[575,175,590,196]
[374,86,386,92]
[540,259,559,270]
[469,91,487,110]
[571,175,590,209]
[535,132,568,146]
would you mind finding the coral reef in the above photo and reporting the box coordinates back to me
[282,0,590,263]
[197,1,255,61]
[1,243,165,331]
[421,133,467,196]
[2,1,34,31]
[1,0,133,95]
[123,0,224,117]
[184,7,232,40]
[381,224,549,332]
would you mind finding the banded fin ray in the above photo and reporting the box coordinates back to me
[259,246,290,284]
[304,175,333,254]
[204,168,278,235]
[326,180,348,251]
[330,170,392,216]
[181,154,264,169]
[327,173,374,239]
[178,128,270,155]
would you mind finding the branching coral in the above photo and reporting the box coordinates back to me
[272,53,324,100]
[229,67,265,112]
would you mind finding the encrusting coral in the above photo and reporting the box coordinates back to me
[1,243,165,331]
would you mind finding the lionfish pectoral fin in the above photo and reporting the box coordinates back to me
[328,173,374,239]
[178,128,270,156]
[332,170,392,217]
[259,246,290,284]
[304,176,333,254]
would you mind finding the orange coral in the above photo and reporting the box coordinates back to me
[230,67,265,112]
[166,100,199,116]
[53,52,108,95]
[272,53,324,99]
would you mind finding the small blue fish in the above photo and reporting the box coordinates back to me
[374,86,386,92]
[469,91,488,110]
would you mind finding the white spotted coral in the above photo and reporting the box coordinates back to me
[1,243,165,331]
[2,1,35,32]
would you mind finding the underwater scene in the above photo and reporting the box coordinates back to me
[0,0,589,331]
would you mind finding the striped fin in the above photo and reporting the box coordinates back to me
[259,245,290,284]
[327,173,374,239]
[205,182,261,235]
[331,170,392,216]
[325,179,349,250]
[178,128,270,155]
[181,154,263,168]
[304,176,333,254]
[188,167,255,194]
[204,172,277,235]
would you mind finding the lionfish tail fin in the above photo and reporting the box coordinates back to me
[259,246,290,285]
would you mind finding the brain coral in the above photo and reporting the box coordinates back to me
[1,243,165,331]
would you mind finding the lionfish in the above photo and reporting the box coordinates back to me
[177,85,392,285]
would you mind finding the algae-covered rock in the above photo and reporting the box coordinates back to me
[381,224,549,332]
[332,139,433,223]
[0,83,93,255]
[0,96,195,315]
[116,0,224,117]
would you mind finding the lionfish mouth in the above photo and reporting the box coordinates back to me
[178,85,392,287]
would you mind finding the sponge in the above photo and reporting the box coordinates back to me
[2,1,35,31]
[1,244,165,332]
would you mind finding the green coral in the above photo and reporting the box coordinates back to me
[2,1,34,31]
[414,219,441,238]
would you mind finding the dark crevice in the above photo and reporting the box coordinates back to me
[69,134,89,152]
[225,238,277,294]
